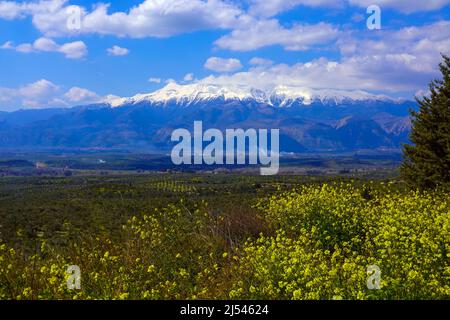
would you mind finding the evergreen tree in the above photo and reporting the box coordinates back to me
[401,55,450,189]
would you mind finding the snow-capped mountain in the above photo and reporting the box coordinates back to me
[0,83,416,153]
[103,82,398,108]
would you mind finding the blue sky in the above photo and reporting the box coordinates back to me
[0,0,449,111]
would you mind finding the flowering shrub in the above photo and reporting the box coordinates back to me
[231,184,450,299]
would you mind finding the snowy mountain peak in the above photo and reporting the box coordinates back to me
[269,86,394,106]
[147,82,267,104]
[103,82,398,108]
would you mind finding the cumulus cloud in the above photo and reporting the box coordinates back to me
[1,0,334,54]
[17,79,61,108]
[107,45,130,56]
[204,57,243,72]
[1,0,247,38]
[215,20,339,51]
[33,37,59,51]
[196,21,450,96]
[0,37,87,59]
[0,0,66,20]
[64,86,99,102]
[57,41,87,59]
[196,57,418,95]
[0,0,449,49]
[0,79,101,110]
[337,21,450,74]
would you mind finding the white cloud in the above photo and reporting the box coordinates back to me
[0,41,13,49]
[249,57,274,66]
[64,87,99,102]
[148,77,162,83]
[0,79,102,110]
[0,0,66,20]
[17,79,61,108]
[79,1,244,38]
[19,79,59,96]
[337,21,450,74]
[0,1,448,104]
[58,41,87,59]
[183,73,194,81]
[107,45,130,56]
[204,57,243,72]
[5,0,247,38]
[0,87,15,105]
[196,21,450,96]
[0,0,448,52]
[0,1,23,19]
[33,37,59,51]
[0,37,87,59]
[16,43,34,53]
[215,20,339,51]
[196,57,418,94]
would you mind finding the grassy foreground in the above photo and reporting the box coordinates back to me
[1,179,449,300]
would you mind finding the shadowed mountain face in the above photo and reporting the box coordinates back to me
[0,97,415,153]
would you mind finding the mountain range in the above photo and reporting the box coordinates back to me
[0,83,416,153]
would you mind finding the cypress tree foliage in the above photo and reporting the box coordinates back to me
[400,55,450,189]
